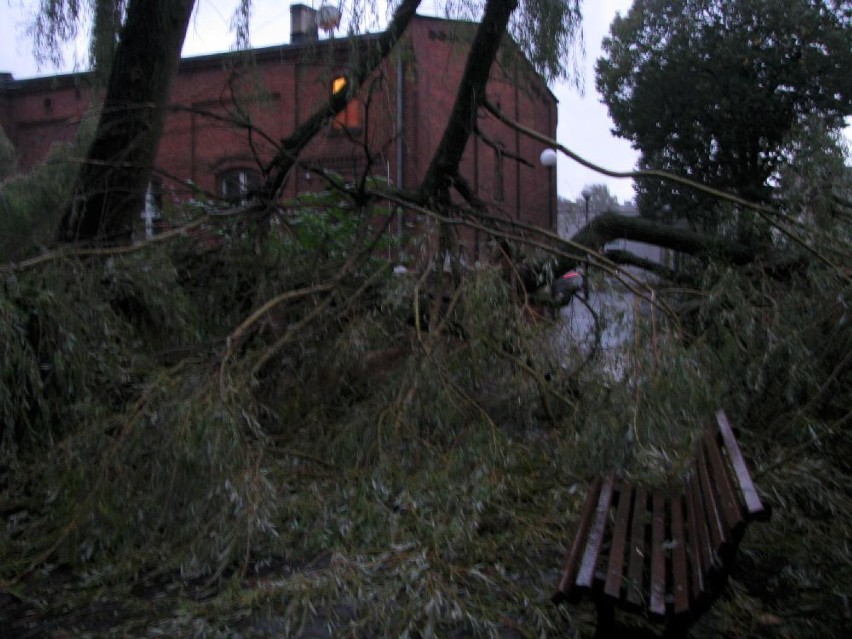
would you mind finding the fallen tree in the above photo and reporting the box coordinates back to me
[2,2,851,637]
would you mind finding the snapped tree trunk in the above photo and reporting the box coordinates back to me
[58,0,195,244]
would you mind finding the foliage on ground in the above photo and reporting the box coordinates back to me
[1,153,851,637]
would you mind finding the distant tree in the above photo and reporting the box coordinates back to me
[775,114,852,242]
[596,0,852,239]
[30,0,127,78]
[558,185,619,238]
[577,184,619,215]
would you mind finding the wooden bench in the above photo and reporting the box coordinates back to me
[553,410,769,638]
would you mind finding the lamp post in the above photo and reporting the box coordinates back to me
[581,187,592,225]
[539,148,557,231]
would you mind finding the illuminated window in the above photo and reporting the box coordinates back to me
[331,75,360,131]
[218,168,261,201]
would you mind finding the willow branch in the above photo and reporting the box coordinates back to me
[482,99,850,282]
[1,213,217,274]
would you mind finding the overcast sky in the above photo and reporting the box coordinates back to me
[0,0,639,202]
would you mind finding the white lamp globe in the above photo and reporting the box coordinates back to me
[539,148,557,167]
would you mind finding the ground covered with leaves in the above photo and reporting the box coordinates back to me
[1,185,850,638]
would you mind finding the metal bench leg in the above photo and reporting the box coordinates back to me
[593,599,616,639]
[663,615,693,639]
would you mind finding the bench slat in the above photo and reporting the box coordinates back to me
[686,473,711,595]
[605,481,634,598]
[576,475,615,589]
[716,410,766,519]
[703,429,745,532]
[670,496,690,614]
[697,444,729,554]
[625,486,648,606]
[556,477,603,599]
[649,492,667,616]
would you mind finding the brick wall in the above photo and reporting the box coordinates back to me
[1,16,556,244]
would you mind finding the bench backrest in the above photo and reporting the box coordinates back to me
[554,410,768,620]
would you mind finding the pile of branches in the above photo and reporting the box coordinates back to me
[0,164,850,636]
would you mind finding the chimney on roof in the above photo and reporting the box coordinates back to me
[291,4,318,44]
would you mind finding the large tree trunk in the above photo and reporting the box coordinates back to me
[505,211,799,299]
[418,0,519,206]
[59,0,195,244]
[571,212,757,265]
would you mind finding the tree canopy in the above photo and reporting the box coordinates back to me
[596,0,852,234]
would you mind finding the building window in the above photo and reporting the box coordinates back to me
[331,75,360,131]
[218,168,261,201]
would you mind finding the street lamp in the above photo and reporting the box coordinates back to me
[540,149,557,231]
[539,148,557,167]
[581,187,592,225]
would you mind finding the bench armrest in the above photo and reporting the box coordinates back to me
[716,410,768,520]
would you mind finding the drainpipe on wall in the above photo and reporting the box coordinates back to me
[514,63,521,221]
[548,100,554,231]
[396,51,405,258]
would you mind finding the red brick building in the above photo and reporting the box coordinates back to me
[0,6,557,253]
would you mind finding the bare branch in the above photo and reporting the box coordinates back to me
[261,0,422,201]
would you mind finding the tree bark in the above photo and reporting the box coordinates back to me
[418,0,519,206]
[571,212,757,265]
[59,0,196,244]
[529,212,784,297]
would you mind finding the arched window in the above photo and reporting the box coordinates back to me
[218,168,261,200]
[331,75,360,131]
